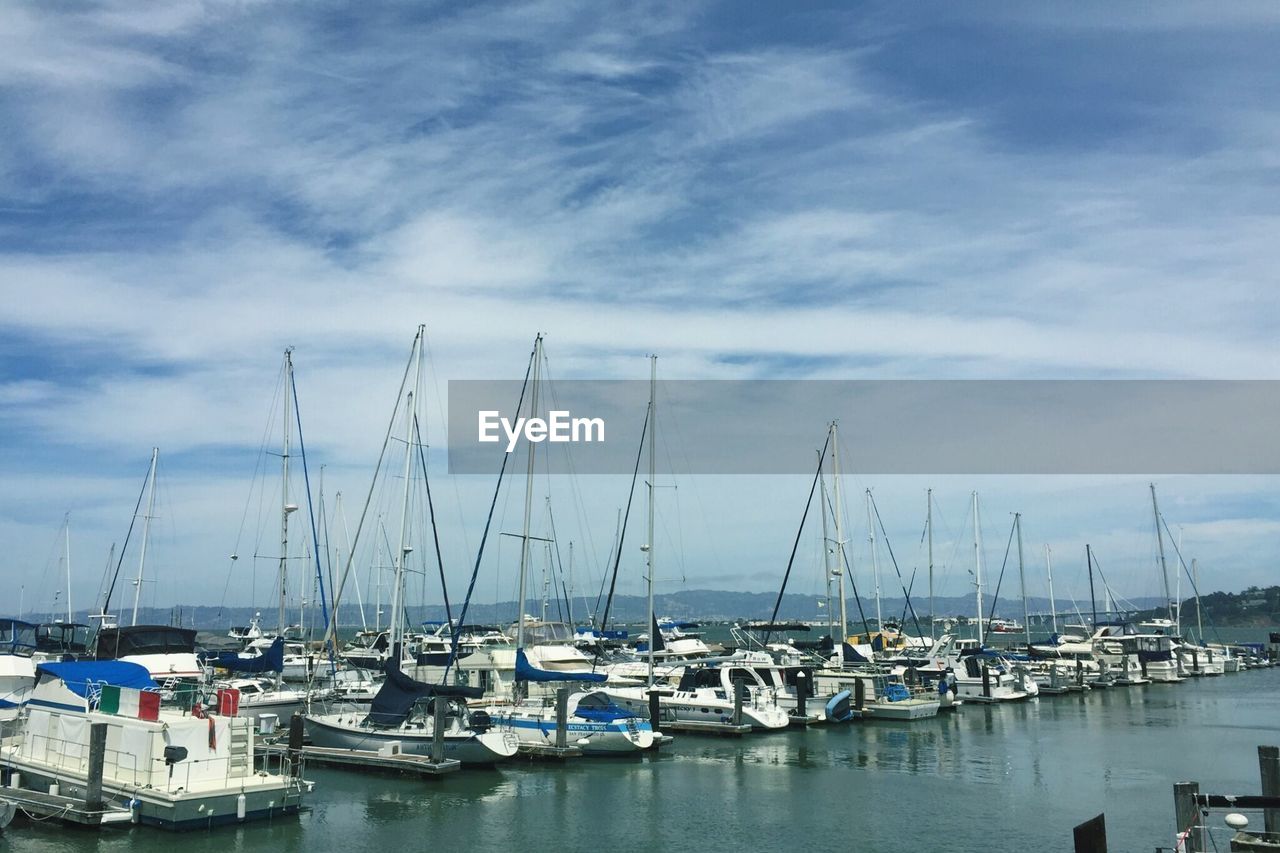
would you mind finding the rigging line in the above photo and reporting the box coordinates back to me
[414,412,455,642]
[96,456,150,639]
[598,403,649,634]
[319,328,418,656]
[658,379,724,579]
[1159,513,1224,645]
[869,492,925,640]
[983,515,1017,638]
[763,431,830,646]
[592,509,621,629]
[546,500,571,623]
[444,338,536,678]
[422,334,474,561]
[291,363,333,677]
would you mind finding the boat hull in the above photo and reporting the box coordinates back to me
[305,714,519,765]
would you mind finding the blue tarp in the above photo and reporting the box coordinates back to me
[35,660,156,697]
[212,637,285,674]
[514,648,606,683]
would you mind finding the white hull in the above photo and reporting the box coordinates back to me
[305,712,519,765]
[600,685,789,730]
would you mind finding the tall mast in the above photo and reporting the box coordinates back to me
[64,513,72,623]
[927,488,934,641]
[1175,527,1183,634]
[279,350,295,635]
[566,541,575,626]
[1016,512,1030,648]
[1045,545,1058,634]
[818,452,834,641]
[865,490,882,630]
[1086,544,1098,629]
[132,447,159,626]
[831,422,848,643]
[1192,558,1203,641]
[1150,483,1174,623]
[645,355,657,687]
[515,334,543,653]
[390,327,424,660]
[972,491,984,645]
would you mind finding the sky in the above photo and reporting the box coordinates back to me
[2,1,1279,624]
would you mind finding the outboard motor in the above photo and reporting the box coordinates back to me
[469,710,492,734]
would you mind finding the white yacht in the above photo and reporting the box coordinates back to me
[485,689,655,754]
[899,635,1039,702]
[602,663,790,730]
[93,625,202,683]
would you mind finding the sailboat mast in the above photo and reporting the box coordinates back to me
[1175,527,1183,634]
[391,327,424,658]
[645,355,657,688]
[1045,545,1058,634]
[865,490,882,630]
[1149,483,1174,624]
[1086,544,1098,629]
[1192,557,1203,641]
[516,334,543,654]
[279,350,294,635]
[1016,512,1030,648]
[831,422,848,643]
[927,488,934,641]
[818,455,834,641]
[64,514,72,623]
[132,447,159,626]
[972,491,985,646]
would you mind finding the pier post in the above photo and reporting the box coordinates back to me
[854,678,865,711]
[431,701,446,764]
[648,690,662,730]
[1260,745,1280,836]
[86,722,107,813]
[1072,813,1107,853]
[982,664,991,699]
[1174,782,1205,853]
[795,672,808,718]
[555,687,569,750]
[1076,660,1084,687]
[287,713,304,778]
[732,679,746,727]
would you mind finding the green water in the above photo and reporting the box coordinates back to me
[10,665,1279,852]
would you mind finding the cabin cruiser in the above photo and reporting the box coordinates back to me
[601,662,790,730]
[1090,622,1179,683]
[1,660,309,829]
[987,618,1024,634]
[414,623,512,666]
[1175,639,1226,677]
[94,625,202,682]
[0,619,37,720]
[890,635,1038,702]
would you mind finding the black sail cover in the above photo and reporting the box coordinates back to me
[364,649,483,728]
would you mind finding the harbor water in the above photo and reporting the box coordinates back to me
[12,663,1278,852]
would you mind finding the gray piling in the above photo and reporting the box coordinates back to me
[648,690,662,730]
[795,672,808,718]
[1072,813,1107,853]
[288,713,305,778]
[431,700,446,764]
[86,722,107,812]
[732,679,746,727]
[555,687,569,750]
[1260,745,1280,836]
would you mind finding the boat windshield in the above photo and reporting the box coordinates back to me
[1,619,37,655]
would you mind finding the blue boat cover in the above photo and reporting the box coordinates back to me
[514,648,606,683]
[36,660,156,697]
[212,637,285,674]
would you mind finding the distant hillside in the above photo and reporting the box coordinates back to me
[39,588,1166,631]
[1130,585,1280,629]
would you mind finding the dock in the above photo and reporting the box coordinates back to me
[661,720,752,736]
[516,743,582,761]
[258,743,460,776]
[0,786,134,828]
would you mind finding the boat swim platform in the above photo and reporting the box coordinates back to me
[257,743,461,777]
[788,713,821,727]
[0,786,134,828]
[660,720,753,737]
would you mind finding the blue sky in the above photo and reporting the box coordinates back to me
[2,2,1279,622]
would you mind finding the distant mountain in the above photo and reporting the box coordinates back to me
[38,588,1169,631]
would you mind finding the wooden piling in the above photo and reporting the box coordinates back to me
[1174,781,1205,853]
[555,687,569,750]
[732,679,746,727]
[431,700,446,764]
[1072,813,1107,853]
[287,713,305,778]
[1260,745,1280,837]
[85,722,107,812]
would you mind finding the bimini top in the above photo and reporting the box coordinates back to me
[35,660,157,698]
[1,618,38,654]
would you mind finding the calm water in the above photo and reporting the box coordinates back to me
[11,663,1279,853]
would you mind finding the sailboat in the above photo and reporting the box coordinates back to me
[600,357,789,731]
[306,326,519,765]
[477,335,654,754]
